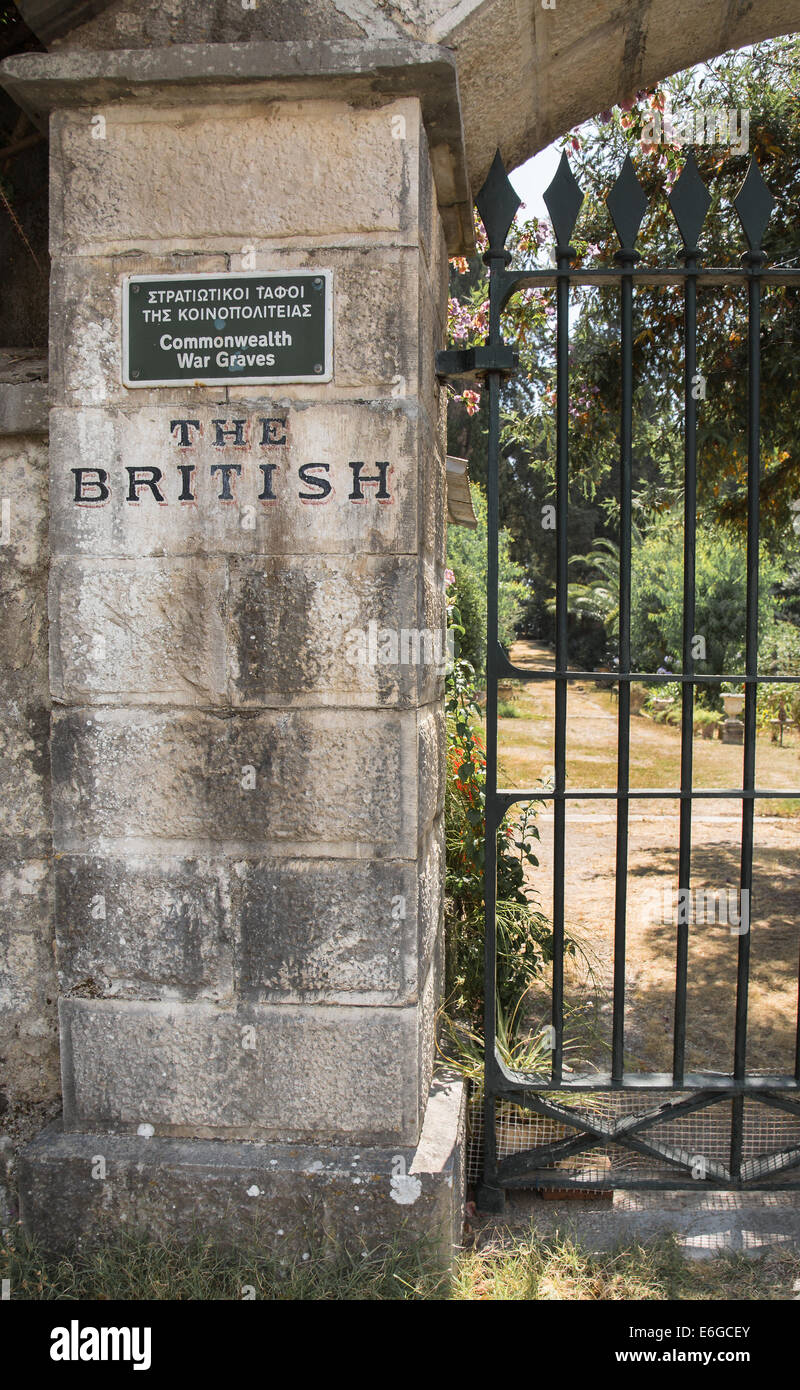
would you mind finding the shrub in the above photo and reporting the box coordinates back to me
[757,682,800,731]
[447,484,527,676]
[443,577,559,1027]
[693,708,722,738]
[629,682,649,715]
[444,657,555,1021]
[497,700,522,718]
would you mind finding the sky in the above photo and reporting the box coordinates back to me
[507,142,563,224]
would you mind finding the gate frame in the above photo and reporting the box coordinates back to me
[438,148,800,1208]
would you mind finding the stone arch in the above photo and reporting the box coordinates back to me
[13,0,800,190]
[441,0,800,187]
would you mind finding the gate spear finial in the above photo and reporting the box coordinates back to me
[475,149,521,257]
[543,151,584,251]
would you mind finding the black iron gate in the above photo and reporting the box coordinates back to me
[438,149,800,1204]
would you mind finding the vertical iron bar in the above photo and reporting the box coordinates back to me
[482,366,501,1198]
[673,256,699,1086]
[795,939,800,1083]
[795,940,800,1082]
[731,253,762,1179]
[611,253,635,1085]
[551,245,571,1086]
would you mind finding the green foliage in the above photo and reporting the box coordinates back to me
[443,585,558,1028]
[445,37,800,660]
[438,1004,554,1096]
[447,484,527,674]
[546,507,800,683]
[646,685,682,725]
[444,655,554,1023]
[693,707,723,736]
[448,562,484,672]
[760,614,800,678]
[757,683,800,730]
[627,512,789,676]
[558,38,800,545]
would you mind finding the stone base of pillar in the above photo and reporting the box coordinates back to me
[18,1075,466,1266]
[721,718,745,745]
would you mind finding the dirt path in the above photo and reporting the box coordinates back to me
[499,641,800,1078]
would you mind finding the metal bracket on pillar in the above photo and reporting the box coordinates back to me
[435,344,518,381]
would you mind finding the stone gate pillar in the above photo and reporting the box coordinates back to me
[2,40,471,1254]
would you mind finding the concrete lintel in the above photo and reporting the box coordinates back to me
[0,39,473,253]
[18,1073,466,1262]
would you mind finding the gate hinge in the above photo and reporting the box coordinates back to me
[435,344,519,380]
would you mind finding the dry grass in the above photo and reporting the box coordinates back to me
[452,1231,800,1301]
[497,641,800,796]
[4,1224,799,1301]
[496,642,800,1076]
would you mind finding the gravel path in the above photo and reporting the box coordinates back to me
[502,643,800,1078]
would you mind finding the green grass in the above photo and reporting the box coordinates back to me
[757,798,800,817]
[0,1225,447,1301]
[3,1225,799,1301]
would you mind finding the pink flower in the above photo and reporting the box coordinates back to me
[458,389,481,416]
[445,568,456,587]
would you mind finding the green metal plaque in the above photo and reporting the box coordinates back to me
[123,270,332,387]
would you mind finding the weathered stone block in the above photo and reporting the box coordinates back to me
[51,246,424,407]
[51,706,419,856]
[19,1073,466,1261]
[0,439,49,570]
[7,71,451,1192]
[56,854,235,1001]
[49,252,227,409]
[0,381,48,437]
[49,400,421,559]
[49,556,228,705]
[418,704,446,837]
[417,558,446,706]
[415,943,441,1125]
[0,706,51,845]
[418,818,444,982]
[420,431,446,567]
[235,858,417,1004]
[52,0,370,50]
[57,849,436,1009]
[228,553,438,708]
[419,118,450,318]
[0,450,49,716]
[0,430,56,1111]
[61,997,425,1144]
[0,440,51,848]
[0,856,58,1105]
[237,246,420,395]
[51,98,420,254]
